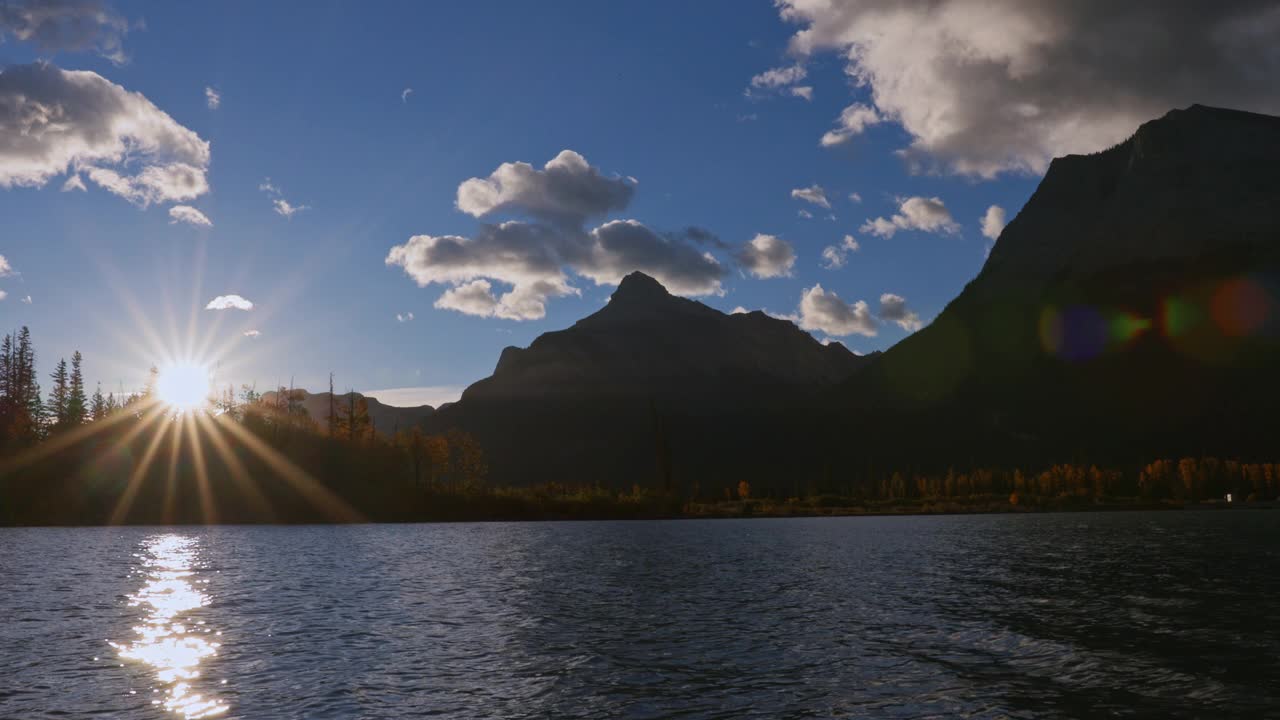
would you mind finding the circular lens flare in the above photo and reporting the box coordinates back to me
[157,363,211,411]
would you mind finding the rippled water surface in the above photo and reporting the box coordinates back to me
[2,512,1279,718]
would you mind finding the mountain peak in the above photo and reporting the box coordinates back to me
[610,271,671,305]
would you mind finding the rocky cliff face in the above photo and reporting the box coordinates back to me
[976,104,1280,295]
[841,104,1280,466]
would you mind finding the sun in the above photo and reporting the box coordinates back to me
[156,363,212,411]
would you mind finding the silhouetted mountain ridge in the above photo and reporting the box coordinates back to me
[463,271,872,400]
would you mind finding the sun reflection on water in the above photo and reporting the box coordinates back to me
[110,535,228,718]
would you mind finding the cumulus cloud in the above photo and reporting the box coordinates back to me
[790,184,830,208]
[0,62,211,206]
[736,233,795,279]
[820,103,882,147]
[860,196,960,238]
[848,192,862,203]
[61,174,86,192]
[20,294,30,303]
[730,306,749,314]
[401,87,413,103]
[776,0,1280,177]
[388,150,728,320]
[456,149,634,229]
[798,284,877,337]
[205,294,253,311]
[242,329,260,338]
[168,205,211,227]
[821,234,860,269]
[789,86,813,101]
[0,254,13,276]
[205,86,220,109]
[878,293,923,331]
[0,0,130,64]
[0,290,6,301]
[396,311,414,322]
[981,204,1007,240]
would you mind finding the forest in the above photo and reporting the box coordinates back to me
[0,326,1275,525]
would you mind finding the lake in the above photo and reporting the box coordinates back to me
[1,512,1277,718]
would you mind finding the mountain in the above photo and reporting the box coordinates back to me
[463,271,869,400]
[431,272,876,485]
[838,104,1280,469]
[261,389,434,435]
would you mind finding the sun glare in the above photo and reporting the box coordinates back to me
[157,363,212,411]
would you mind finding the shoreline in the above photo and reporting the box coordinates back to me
[3,500,1272,528]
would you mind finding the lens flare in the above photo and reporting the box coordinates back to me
[1039,305,1110,361]
[1211,277,1271,337]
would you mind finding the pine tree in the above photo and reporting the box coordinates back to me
[17,328,43,441]
[90,383,107,421]
[67,351,87,425]
[47,357,69,432]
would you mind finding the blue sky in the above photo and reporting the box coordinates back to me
[4,1,1270,406]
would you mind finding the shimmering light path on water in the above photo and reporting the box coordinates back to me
[1,512,1278,718]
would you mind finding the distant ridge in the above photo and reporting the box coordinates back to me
[261,389,434,435]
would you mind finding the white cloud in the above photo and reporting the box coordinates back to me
[205,294,253,311]
[83,163,209,206]
[401,87,413,103]
[272,198,308,218]
[388,150,728,320]
[790,184,830,208]
[61,174,86,192]
[396,311,414,322]
[747,64,815,101]
[821,234,860,269]
[798,284,877,337]
[776,0,1280,177]
[0,290,6,301]
[456,149,634,228]
[258,177,309,218]
[860,196,960,238]
[363,385,466,408]
[169,205,212,227]
[0,63,211,206]
[797,209,813,219]
[751,64,807,89]
[848,192,862,203]
[820,103,882,147]
[981,204,1007,240]
[242,329,260,338]
[0,0,130,64]
[21,294,32,304]
[878,293,923,331]
[0,254,13,276]
[730,306,749,314]
[204,86,220,109]
[736,233,795,279]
